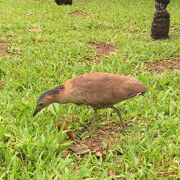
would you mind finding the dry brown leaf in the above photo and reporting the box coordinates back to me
[69,143,91,155]
[0,80,5,89]
[61,150,69,158]
[94,149,107,157]
[119,178,126,180]
[29,27,42,33]
[157,171,178,177]
[55,122,75,140]
[70,10,88,18]
[108,170,115,177]
[0,41,10,56]
[95,151,103,157]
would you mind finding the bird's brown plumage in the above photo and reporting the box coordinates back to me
[34,72,146,129]
[58,72,146,108]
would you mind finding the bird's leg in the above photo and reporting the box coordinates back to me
[89,108,98,131]
[111,106,125,129]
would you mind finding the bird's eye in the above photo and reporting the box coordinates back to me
[39,102,44,106]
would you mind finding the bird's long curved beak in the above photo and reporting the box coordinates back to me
[33,106,43,117]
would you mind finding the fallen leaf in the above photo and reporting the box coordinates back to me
[108,170,115,177]
[95,151,103,157]
[66,130,75,140]
[55,122,62,130]
[61,150,69,158]
[94,149,107,157]
[70,143,91,155]
[70,10,88,18]
[119,178,126,180]
[157,171,178,177]
[55,122,75,140]
[29,27,42,32]
[0,41,10,56]
[0,80,5,89]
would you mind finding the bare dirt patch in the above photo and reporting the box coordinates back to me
[0,37,20,57]
[70,10,88,18]
[0,80,5,90]
[86,56,102,65]
[29,26,42,33]
[87,42,117,64]
[146,58,180,73]
[157,171,178,177]
[55,121,122,156]
[0,39,11,57]
[90,42,116,57]
[78,123,122,156]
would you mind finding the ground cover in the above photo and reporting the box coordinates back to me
[0,0,179,179]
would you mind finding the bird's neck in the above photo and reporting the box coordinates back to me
[54,90,67,104]
[46,85,67,105]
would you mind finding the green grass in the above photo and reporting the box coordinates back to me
[0,0,180,179]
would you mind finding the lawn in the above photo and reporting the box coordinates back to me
[0,0,180,179]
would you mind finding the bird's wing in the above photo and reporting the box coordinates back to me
[64,73,146,107]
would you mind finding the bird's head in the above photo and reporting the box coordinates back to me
[33,85,65,116]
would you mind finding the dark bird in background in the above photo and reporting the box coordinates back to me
[33,72,146,129]
[55,0,72,5]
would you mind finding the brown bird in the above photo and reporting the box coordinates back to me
[33,72,146,129]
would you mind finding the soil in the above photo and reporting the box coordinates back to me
[29,27,42,32]
[0,80,5,89]
[157,171,178,177]
[79,123,122,156]
[55,122,75,140]
[146,58,180,73]
[90,41,116,57]
[55,121,123,156]
[87,42,116,64]
[86,56,102,65]
[70,10,88,18]
[0,40,10,56]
